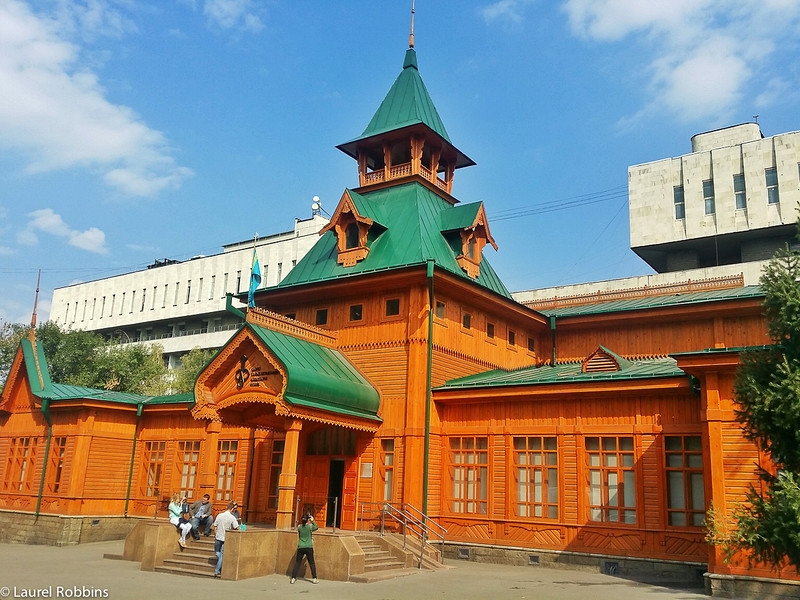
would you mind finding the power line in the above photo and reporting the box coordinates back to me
[491,185,627,222]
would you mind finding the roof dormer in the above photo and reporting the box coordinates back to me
[582,346,632,373]
[319,190,378,267]
[440,202,497,279]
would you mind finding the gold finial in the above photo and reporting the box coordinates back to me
[409,0,415,48]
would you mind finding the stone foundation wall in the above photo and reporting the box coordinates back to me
[442,541,706,587]
[0,509,147,546]
[706,573,800,599]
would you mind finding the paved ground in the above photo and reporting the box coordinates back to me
[0,540,709,600]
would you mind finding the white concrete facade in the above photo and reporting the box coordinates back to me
[628,124,800,272]
[50,215,328,367]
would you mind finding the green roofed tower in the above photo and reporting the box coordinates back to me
[336,48,475,198]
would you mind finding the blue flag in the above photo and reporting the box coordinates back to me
[248,248,261,308]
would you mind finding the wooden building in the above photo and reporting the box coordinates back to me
[1,46,796,594]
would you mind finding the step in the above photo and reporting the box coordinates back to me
[162,557,216,571]
[349,567,420,583]
[154,565,217,579]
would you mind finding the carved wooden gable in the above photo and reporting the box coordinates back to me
[455,203,498,279]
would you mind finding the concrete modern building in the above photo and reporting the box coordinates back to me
[628,123,800,273]
[49,214,328,368]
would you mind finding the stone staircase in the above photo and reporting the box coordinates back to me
[154,537,217,578]
[350,532,446,583]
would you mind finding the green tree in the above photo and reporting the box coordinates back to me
[0,321,168,395]
[712,244,800,568]
[171,347,215,393]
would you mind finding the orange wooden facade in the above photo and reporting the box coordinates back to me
[1,45,794,591]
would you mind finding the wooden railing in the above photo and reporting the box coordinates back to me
[246,306,338,347]
[362,162,448,190]
[523,273,745,311]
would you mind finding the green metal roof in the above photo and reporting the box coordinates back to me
[336,49,474,169]
[353,49,450,143]
[13,338,192,407]
[538,286,764,318]
[438,202,482,232]
[436,356,684,391]
[276,182,511,299]
[248,324,380,421]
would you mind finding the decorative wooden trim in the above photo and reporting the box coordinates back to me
[524,274,746,311]
[246,306,337,348]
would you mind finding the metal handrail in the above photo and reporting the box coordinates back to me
[358,502,447,568]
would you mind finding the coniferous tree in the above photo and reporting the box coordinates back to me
[723,242,800,568]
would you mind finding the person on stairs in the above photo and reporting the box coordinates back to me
[168,492,192,548]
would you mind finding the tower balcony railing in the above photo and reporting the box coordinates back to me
[362,161,448,191]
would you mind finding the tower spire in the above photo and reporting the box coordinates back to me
[28,269,41,344]
[409,0,415,48]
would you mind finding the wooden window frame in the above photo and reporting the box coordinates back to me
[216,440,239,502]
[448,436,489,515]
[47,436,67,494]
[586,436,636,525]
[380,439,395,502]
[4,437,38,492]
[315,308,329,326]
[177,440,201,500]
[268,439,285,510]
[664,435,705,527]
[512,436,559,520]
[142,441,167,497]
[349,304,363,322]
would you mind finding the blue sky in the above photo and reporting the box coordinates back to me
[2,0,800,324]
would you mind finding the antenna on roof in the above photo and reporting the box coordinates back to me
[409,0,415,49]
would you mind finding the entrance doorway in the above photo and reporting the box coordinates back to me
[327,459,345,527]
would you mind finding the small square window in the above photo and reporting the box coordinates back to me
[527,337,535,352]
[486,323,495,339]
[350,304,363,321]
[508,330,516,346]
[315,309,328,326]
[385,298,400,317]
[435,301,445,319]
[462,313,471,330]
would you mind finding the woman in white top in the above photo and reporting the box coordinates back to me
[168,492,193,547]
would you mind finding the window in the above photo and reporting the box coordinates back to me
[197,278,203,302]
[268,440,284,509]
[381,439,395,501]
[766,167,779,204]
[82,299,88,321]
[508,330,516,346]
[151,286,157,310]
[162,285,168,308]
[91,298,96,320]
[119,292,125,316]
[142,441,166,497]
[486,322,495,339]
[216,440,238,502]
[173,283,179,307]
[285,313,296,320]
[527,337,535,353]
[236,271,242,294]
[185,280,191,304]
[385,298,400,317]
[222,273,229,298]
[703,179,715,215]
[513,437,558,519]
[450,437,488,514]
[47,437,67,494]
[209,275,215,300]
[4,437,38,492]
[345,222,360,249]
[586,436,636,524]
[315,309,328,326]
[100,297,105,319]
[673,185,685,219]
[733,173,746,209]
[462,312,471,330]
[435,301,445,319]
[177,441,201,499]
[349,304,363,321]
[665,436,705,527]
[128,292,134,314]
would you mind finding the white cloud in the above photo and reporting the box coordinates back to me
[0,0,192,196]
[203,0,264,32]
[562,0,800,124]
[480,0,536,24]
[18,208,109,254]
